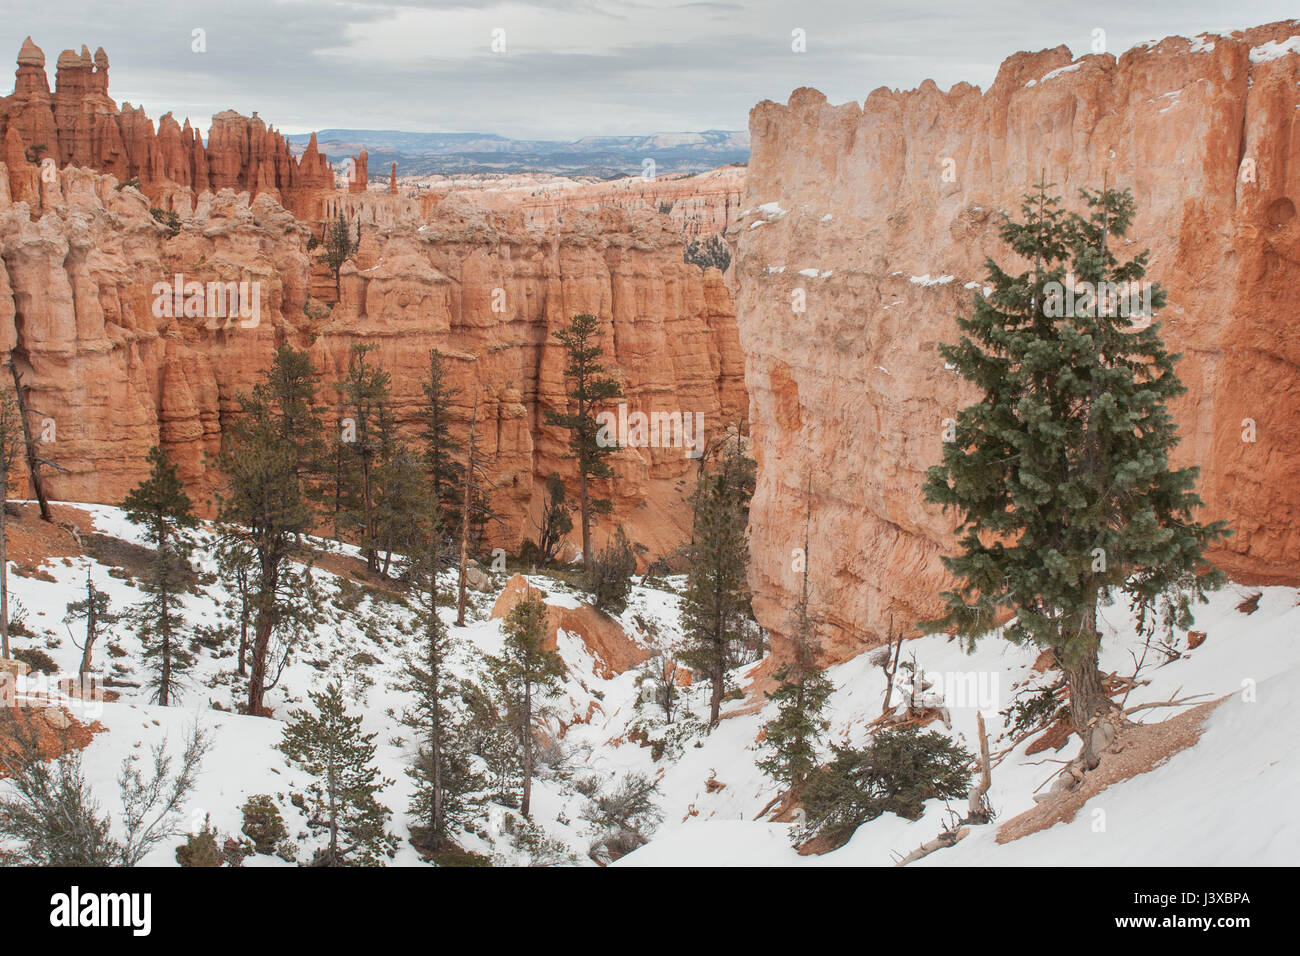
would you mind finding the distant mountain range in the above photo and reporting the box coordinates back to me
[285,129,749,179]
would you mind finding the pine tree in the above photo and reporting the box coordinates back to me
[123,446,198,706]
[758,476,832,791]
[0,385,25,659]
[399,505,478,855]
[758,665,833,791]
[318,211,360,297]
[279,682,397,866]
[373,415,424,578]
[488,594,565,818]
[922,181,1229,761]
[587,525,636,614]
[63,567,120,679]
[334,343,392,573]
[453,389,500,626]
[545,313,623,573]
[681,430,755,727]
[122,446,198,549]
[217,345,324,716]
[420,349,464,536]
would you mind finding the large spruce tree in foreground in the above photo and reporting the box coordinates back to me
[922,182,1228,762]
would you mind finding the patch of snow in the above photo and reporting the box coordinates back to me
[1250,36,1300,63]
[909,273,954,286]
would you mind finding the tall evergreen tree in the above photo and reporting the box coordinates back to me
[680,430,755,727]
[420,349,464,536]
[399,507,477,855]
[373,414,424,578]
[922,182,1229,762]
[279,682,397,866]
[453,389,500,626]
[0,385,25,659]
[334,343,392,573]
[488,594,565,818]
[758,476,832,791]
[545,313,623,573]
[123,446,198,706]
[217,345,324,716]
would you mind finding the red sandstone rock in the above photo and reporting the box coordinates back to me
[0,156,744,563]
[489,575,650,677]
[0,39,334,218]
[734,21,1300,665]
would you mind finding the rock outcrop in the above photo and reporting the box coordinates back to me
[490,574,650,677]
[734,21,1300,664]
[0,39,334,218]
[0,168,745,559]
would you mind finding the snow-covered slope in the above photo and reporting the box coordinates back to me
[4,503,1296,866]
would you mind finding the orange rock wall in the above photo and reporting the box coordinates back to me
[733,22,1300,664]
[0,170,745,559]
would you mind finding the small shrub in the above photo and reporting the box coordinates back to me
[150,207,181,237]
[800,727,973,847]
[12,648,56,675]
[684,234,731,273]
[175,819,222,867]
[240,794,289,855]
[586,526,636,614]
[432,847,492,867]
[581,772,661,864]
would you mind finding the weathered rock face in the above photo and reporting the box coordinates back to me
[734,21,1300,665]
[0,167,745,560]
[0,39,334,218]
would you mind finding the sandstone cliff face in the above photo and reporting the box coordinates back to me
[0,168,745,559]
[734,21,1300,664]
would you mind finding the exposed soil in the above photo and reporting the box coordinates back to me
[0,706,107,778]
[2,503,96,568]
[995,696,1228,844]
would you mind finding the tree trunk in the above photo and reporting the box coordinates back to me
[456,394,478,627]
[78,628,95,678]
[1063,640,1109,766]
[8,361,52,524]
[159,589,171,707]
[708,655,724,727]
[0,489,8,659]
[521,674,533,818]
[236,588,249,677]
[247,608,274,715]
[578,470,591,574]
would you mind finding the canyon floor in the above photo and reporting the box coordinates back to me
[3,501,1293,867]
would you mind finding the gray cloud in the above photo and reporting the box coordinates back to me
[0,0,1294,139]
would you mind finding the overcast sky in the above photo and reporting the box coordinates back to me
[0,0,1293,140]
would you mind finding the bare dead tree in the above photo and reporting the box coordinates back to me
[6,359,53,523]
